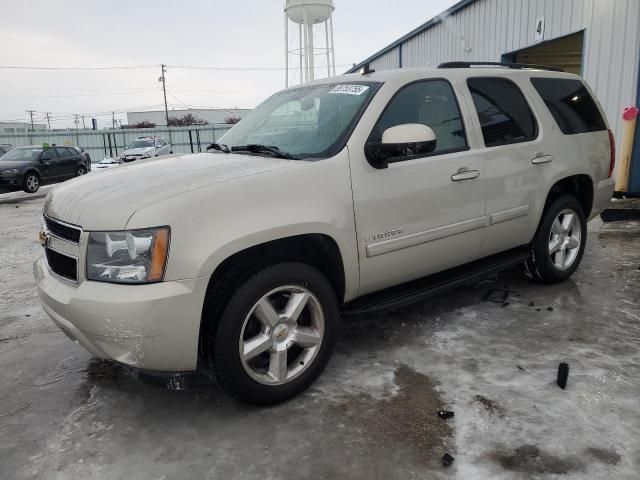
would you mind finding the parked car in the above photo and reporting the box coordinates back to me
[35,63,615,404]
[95,156,122,170]
[0,145,90,193]
[73,146,92,170]
[0,144,12,156]
[119,136,172,162]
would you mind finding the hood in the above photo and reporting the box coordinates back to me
[44,152,296,230]
[0,160,32,171]
[121,147,154,156]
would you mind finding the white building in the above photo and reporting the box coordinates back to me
[0,121,47,133]
[126,108,251,127]
[349,0,640,191]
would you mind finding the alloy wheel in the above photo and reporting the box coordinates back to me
[548,208,582,270]
[239,285,325,386]
[26,175,39,192]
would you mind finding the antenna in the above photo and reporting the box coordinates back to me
[284,0,335,86]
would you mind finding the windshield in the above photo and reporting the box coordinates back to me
[127,140,154,149]
[218,82,381,159]
[1,147,41,161]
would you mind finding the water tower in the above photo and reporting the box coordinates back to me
[284,0,336,86]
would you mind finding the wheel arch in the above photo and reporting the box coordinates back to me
[197,233,347,369]
[543,174,594,218]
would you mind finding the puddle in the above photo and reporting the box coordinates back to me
[329,364,452,465]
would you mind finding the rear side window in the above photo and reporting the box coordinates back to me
[531,78,606,134]
[467,77,538,147]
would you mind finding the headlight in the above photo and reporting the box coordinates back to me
[1,168,19,174]
[86,227,170,284]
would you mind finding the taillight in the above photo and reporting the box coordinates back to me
[607,129,615,178]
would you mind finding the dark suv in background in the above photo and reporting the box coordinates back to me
[0,145,91,194]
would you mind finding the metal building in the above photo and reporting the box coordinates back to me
[349,0,640,191]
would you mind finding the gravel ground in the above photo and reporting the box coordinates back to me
[1,195,639,479]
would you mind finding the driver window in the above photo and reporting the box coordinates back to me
[369,79,468,155]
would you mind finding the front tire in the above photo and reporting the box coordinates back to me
[525,194,587,284]
[23,173,40,193]
[211,262,339,405]
[76,166,87,176]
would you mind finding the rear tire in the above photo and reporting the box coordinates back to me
[210,262,339,405]
[525,194,587,284]
[23,173,40,193]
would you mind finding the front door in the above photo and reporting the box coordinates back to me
[349,78,486,296]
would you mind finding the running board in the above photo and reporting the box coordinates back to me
[341,246,530,316]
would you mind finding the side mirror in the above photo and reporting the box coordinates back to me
[365,123,437,169]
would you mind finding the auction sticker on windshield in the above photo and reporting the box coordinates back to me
[329,84,370,95]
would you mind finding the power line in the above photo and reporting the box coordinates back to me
[0,64,159,71]
[0,63,352,72]
[168,63,352,71]
[0,90,161,99]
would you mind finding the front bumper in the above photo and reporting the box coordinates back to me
[34,257,209,372]
[0,173,22,189]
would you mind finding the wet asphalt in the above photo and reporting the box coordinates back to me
[1,195,639,479]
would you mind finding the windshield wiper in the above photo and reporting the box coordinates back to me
[206,142,231,153]
[230,144,298,160]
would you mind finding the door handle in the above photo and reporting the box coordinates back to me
[451,169,480,181]
[532,153,553,164]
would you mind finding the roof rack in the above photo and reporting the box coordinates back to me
[437,61,564,72]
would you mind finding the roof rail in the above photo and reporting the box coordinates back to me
[437,61,564,72]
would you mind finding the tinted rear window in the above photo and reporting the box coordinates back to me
[468,77,538,147]
[531,78,606,134]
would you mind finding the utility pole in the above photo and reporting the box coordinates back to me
[112,111,116,129]
[26,110,35,132]
[159,64,169,127]
[45,112,51,130]
[82,116,86,129]
[74,114,80,130]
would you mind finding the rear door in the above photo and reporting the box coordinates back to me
[54,147,77,178]
[39,148,61,181]
[463,75,545,257]
[349,77,486,295]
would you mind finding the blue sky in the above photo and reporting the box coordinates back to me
[0,0,457,128]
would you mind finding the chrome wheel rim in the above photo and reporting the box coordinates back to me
[548,209,581,270]
[239,285,324,386]
[26,175,38,192]
[77,168,86,176]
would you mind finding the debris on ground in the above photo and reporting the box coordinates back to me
[528,301,535,307]
[517,365,525,371]
[473,394,505,417]
[557,363,569,389]
[442,453,455,467]
[438,410,454,420]
[547,306,554,311]
[485,288,510,306]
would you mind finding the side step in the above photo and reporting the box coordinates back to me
[341,246,530,316]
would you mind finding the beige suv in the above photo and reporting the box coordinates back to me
[35,63,615,404]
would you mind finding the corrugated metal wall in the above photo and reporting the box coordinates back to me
[361,0,640,141]
[370,48,401,71]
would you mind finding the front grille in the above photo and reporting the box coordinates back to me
[45,248,78,282]
[44,216,81,244]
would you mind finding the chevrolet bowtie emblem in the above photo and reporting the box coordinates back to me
[39,229,49,247]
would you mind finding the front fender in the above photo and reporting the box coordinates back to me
[125,150,360,300]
